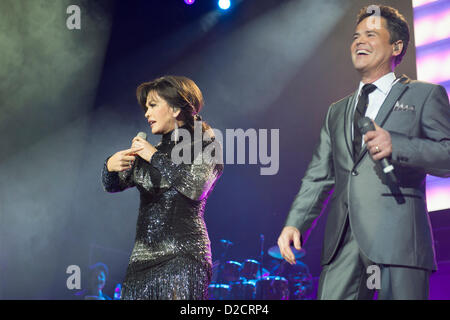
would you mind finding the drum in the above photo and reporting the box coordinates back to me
[240,259,260,280]
[255,276,289,300]
[271,260,313,300]
[291,282,309,300]
[221,261,242,282]
[229,280,257,300]
[208,283,230,300]
[285,266,313,300]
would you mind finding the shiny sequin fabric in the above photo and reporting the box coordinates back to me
[102,126,223,300]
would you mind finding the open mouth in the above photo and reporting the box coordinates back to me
[148,120,156,127]
[356,49,371,56]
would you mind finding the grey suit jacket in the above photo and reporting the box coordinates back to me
[285,75,450,271]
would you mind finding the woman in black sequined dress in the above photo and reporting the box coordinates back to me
[102,76,223,300]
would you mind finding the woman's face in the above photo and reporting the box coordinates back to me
[144,91,180,135]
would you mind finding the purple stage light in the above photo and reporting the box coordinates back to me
[417,49,450,83]
[414,0,450,212]
[184,0,195,5]
[413,0,439,7]
[414,9,450,46]
[427,176,450,212]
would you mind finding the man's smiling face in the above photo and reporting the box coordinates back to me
[351,16,400,78]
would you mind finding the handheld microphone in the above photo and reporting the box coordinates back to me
[120,132,146,175]
[137,131,147,140]
[260,234,264,256]
[357,117,397,184]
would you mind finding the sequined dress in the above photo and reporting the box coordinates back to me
[101,126,223,300]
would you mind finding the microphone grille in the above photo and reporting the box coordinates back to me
[357,117,375,135]
[137,131,147,140]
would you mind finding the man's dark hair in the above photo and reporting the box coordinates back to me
[357,5,410,66]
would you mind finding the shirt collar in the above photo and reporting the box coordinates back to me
[357,72,396,96]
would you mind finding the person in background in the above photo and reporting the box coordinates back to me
[84,262,111,300]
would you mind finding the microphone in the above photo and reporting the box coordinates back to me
[137,131,147,140]
[357,117,397,184]
[129,132,147,167]
[121,132,146,175]
[259,234,265,293]
[260,234,264,256]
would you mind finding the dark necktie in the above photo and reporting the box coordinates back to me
[353,83,377,161]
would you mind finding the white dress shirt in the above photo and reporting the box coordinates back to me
[352,72,399,143]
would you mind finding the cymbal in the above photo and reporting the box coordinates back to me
[268,245,306,260]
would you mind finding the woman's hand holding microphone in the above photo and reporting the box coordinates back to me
[107,134,157,172]
[106,146,143,172]
[130,135,157,163]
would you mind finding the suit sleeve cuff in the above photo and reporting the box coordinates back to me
[390,131,411,165]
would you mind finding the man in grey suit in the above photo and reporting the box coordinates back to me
[278,5,450,300]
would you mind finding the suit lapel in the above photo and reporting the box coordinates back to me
[352,75,410,168]
[374,75,410,126]
[344,90,358,159]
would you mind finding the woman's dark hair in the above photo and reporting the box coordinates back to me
[136,75,212,133]
[357,5,410,66]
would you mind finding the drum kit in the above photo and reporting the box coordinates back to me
[209,239,314,300]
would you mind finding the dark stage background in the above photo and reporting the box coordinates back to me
[3,0,445,300]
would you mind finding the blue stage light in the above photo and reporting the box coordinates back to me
[218,0,231,10]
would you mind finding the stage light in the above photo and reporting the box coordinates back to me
[417,50,450,83]
[184,0,195,5]
[218,0,231,10]
[414,9,450,46]
[414,0,450,212]
[412,0,438,8]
